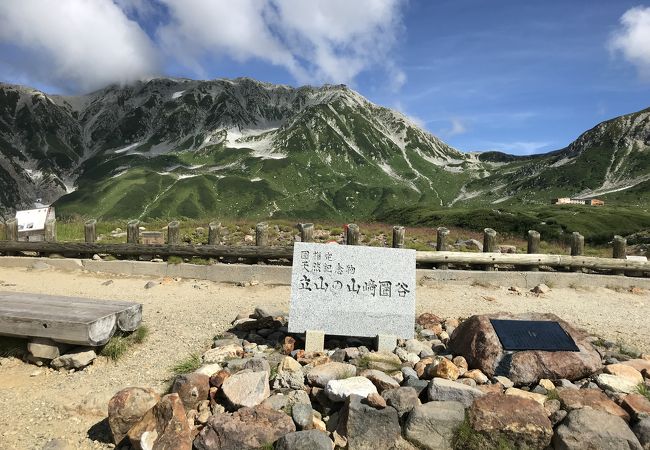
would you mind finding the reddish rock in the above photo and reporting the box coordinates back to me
[425,358,460,381]
[108,387,160,445]
[623,359,650,373]
[469,393,553,449]
[606,363,644,385]
[448,313,602,385]
[210,369,231,388]
[282,336,296,355]
[416,313,442,329]
[171,373,210,410]
[476,384,503,395]
[414,357,434,378]
[557,388,630,422]
[366,393,387,409]
[623,394,650,420]
[127,393,192,450]
[194,405,295,449]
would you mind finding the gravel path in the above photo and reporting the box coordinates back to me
[0,266,648,449]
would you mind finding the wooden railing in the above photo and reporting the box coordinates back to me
[0,219,646,275]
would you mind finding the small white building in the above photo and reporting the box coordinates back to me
[15,206,56,242]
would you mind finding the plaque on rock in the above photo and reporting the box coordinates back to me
[490,319,580,352]
[289,242,416,339]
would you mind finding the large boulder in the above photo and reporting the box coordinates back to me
[404,401,465,450]
[337,394,402,450]
[275,430,333,450]
[221,370,270,408]
[468,393,553,450]
[107,387,160,445]
[194,405,295,449]
[448,313,602,385]
[633,417,650,450]
[127,393,192,450]
[382,387,421,419]
[553,408,643,450]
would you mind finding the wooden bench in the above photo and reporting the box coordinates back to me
[0,292,142,346]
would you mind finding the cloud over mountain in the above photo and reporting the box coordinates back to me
[610,6,650,79]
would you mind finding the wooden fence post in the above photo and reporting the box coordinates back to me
[256,222,269,246]
[6,218,18,242]
[167,221,180,245]
[483,228,497,271]
[436,227,450,269]
[346,224,360,246]
[208,222,221,245]
[5,218,17,256]
[570,232,584,272]
[84,220,97,243]
[527,230,540,271]
[44,219,57,242]
[127,220,140,244]
[392,226,405,249]
[300,223,314,243]
[613,235,626,276]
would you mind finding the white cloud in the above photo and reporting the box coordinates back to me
[481,141,551,155]
[447,118,467,137]
[157,0,406,87]
[610,6,650,78]
[0,0,159,93]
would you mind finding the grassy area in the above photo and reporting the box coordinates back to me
[0,336,26,357]
[100,325,149,361]
[171,353,202,375]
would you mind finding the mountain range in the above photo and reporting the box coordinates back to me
[0,77,648,220]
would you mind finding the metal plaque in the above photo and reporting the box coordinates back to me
[490,319,580,352]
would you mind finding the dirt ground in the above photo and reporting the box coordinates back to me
[0,266,648,450]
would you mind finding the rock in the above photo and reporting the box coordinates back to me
[539,378,555,391]
[596,373,639,394]
[624,359,650,372]
[242,357,271,374]
[557,388,631,422]
[194,363,222,377]
[28,338,69,360]
[326,376,378,402]
[382,387,421,418]
[144,281,159,289]
[633,418,650,450]
[545,398,561,417]
[171,373,210,410]
[531,283,550,294]
[261,390,311,413]
[202,343,244,364]
[337,394,401,450]
[366,393,386,409]
[463,369,489,384]
[195,405,296,450]
[415,357,434,378]
[275,430,333,450]
[401,367,418,379]
[416,313,442,329]
[51,348,96,370]
[462,239,483,251]
[452,355,468,370]
[221,370,270,408]
[212,335,241,348]
[606,363,645,384]
[404,401,465,450]
[361,352,403,372]
[307,362,356,388]
[623,394,650,420]
[425,358,460,381]
[404,377,430,399]
[405,339,432,355]
[127,393,192,450]
[292,403,314,430]
[505,387,547,405]
[499,245,517,253]
[428,378,484,407]
[209,369,230,388]
[553,408,642,450]
[448,313,602,385]
[108,387,160,445]
[361,369,400,392]
[273,356,305,390]
[283,336,296,355]
[254,306,286,319]
[469,394,553,450]
[493,375,514,388]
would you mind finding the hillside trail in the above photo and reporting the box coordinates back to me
[0,266,648,449]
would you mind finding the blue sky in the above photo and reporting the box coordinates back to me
[0,0,649,155]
